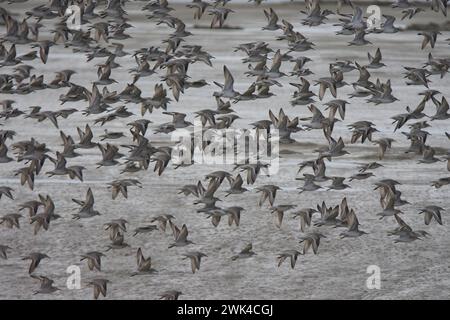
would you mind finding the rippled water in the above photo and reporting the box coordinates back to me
[1,1,450,299]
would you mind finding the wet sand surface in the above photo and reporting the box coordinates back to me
[1,2,450,299]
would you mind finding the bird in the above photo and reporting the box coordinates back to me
[80,252,105,272]
[107,179,142,199]
[31,40,54,64]
[299,232,326,254]
[445,154,450,171]
[169,223,194,248]
[87,278,110,300]
[348,30,371,46]
[431,177,450,188]
[213,66,239,99]
[270,205,297,228]
[208,6,234,29]
[224,206,245,227]
[72,188,101,219]
[231,243,256,260]
[388,215,430,243]
[373,138,395,160]
[0,186,14,200]
[297,174,322,194]
[292,208,317,232]
[31,275,60,295]
[0,142,13,163]
[46,152,85,181]
[97,143,122,167]
[268,108,301,143]
[160,290,182,300]
[365,48,386,69]
[0,213,22,229]
[225,174,248,196]
[75,124,97,149]
[418,146,442,164]
[0,245,11,259]
[339,209,367,238]
[133,225,158,236]
[327,177,351,190]
[314,201,341,227]
[104,219,128,241]
[255,185,280,207]
[99,130,125,141]
[378,15,399,33]
[22,252,49,274]
[131,248,157,276]
[150,214,175,233]
[105,232,130,251]
[182,251,207,273]
[377,191,403,219]
[418,31,440,50]
[205,208,229,228]
[358,162,383,173]
[263,8,281,31]
[418,206,445,225]
[150,148,171,176]
[277,250,302,269]
[187,0,210,20]
[349,172,375,181]
[401,7,424,20]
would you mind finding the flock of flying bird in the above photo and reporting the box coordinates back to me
[0,0,449,299]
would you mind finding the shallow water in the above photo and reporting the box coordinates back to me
[0,1,450,299]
